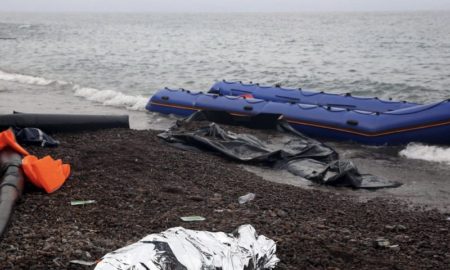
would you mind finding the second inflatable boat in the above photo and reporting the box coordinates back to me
[146,88,450,145]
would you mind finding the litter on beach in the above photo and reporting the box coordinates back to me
[69,260,97,266]
[180,215,206,222]
[238,193,256,204]
[95,225,279,270]
[70,200,96,206]
[159,111,401,189]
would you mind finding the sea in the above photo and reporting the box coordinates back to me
[1,12,449,210]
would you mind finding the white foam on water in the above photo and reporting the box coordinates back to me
[0,69,55,86]
[73,85,148,111]
[399,143,450,164]
[0,69,149,111]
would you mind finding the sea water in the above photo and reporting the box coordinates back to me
[1,12,449,110]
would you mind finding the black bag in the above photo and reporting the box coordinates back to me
[14,127,59,147]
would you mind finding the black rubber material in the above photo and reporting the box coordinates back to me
[346,120,359,126]
[0,113,130,133]
[0,150,24,239]
[159,111,401,189]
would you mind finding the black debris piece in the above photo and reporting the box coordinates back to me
[159,111,401,189]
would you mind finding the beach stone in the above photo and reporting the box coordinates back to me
[389,245,400,251]
[161,185,185,194]
[374,238,391,248]
[268,210,277,217]
[188,195,204,202]
[277,209,288,217]
[42,243,53,251]
[394,234,410,243]
[210,193,222,202]
[1,128,448,269]
[341,229,351,234]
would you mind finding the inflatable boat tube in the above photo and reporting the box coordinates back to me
[210,81,418,113]
[0,150,24,238]
[146,88,450,145]
[0,113,130,133]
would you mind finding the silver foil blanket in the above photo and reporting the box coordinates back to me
[95,224,279,270]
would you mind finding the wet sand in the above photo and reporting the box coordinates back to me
[246,141,450,212]
[1,128,449,269]
[336,142,450,212]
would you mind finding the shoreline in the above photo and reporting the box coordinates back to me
[1,128,448,269]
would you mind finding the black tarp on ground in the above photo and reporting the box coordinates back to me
[158,111,401,189]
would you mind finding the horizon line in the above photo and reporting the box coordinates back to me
[0,9,449,14]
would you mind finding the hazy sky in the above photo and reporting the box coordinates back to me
[1,0,450,12]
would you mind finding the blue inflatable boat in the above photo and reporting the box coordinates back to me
[210,81,418,113]
[146,88,450,145]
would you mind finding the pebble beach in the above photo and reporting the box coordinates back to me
[1,128,448,269]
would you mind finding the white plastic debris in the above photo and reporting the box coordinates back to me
[238,193,256,204]
[95,224,279,270]
[70,260,97,266]
[180,215,206,222]
[70,200,96,206]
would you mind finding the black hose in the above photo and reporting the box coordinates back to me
[0,150,24,239]
[0,113,129,133]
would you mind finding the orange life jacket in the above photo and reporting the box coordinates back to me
[22,155,70,193]
[0,129,70,193]
[0,129,30,156]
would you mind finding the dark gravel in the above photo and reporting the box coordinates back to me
[1,128,449,269]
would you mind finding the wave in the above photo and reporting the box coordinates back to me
[18,24,32,29]
[73,86,148,111]
[0,69,55,86]
[0,69,148,111]
[399,143,450,164]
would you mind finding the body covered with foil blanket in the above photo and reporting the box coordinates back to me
[95,225,279,270]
